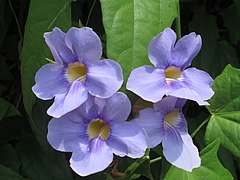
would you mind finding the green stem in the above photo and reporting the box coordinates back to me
[150,156,162,164]
[86,0,97,26]
[175,1,181,39]
[8,0,23,40]
[191,117,210,138]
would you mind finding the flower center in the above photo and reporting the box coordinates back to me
[87,118,110,141]
[66,62,87,83]
[164,108,181,129]
[164,66,182,84]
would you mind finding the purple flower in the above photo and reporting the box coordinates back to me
[133,96,200,172]
[127,28,214,105]
[47,92,148,176]
[32,27,123,118]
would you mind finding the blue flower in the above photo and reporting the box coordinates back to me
[47,92,148,176]
[32,27,123,118]
[127,28,214,105]
[133,96,201,172]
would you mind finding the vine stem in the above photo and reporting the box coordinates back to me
[191,117,210,138]
[86,0,97,26]
[8,0,23,40]
[175,1,181,39]
[150,157,162,164]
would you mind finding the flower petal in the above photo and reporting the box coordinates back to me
[106,136,128,157]
[163,129,201,172]
[127,66,168,102]
[172,33,202,69]
[182,67,214,100]
[110,122,147,158]
[47,80,88,118]
[32,64,68,100]
[133,108,165,148]
[148,28,176,68]
[44,27,75,64]
[94,92,131,123]
[70,139,113,176]
[167,81,209,105]
[86,59,123,98]
[65,27,102,64]
[47,116,88,152]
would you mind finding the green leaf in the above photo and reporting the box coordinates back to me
[120,155,153,180]
[205,65,240,158]
[0,164,26,180]
[18,136,72,180]
[164,140,233,180]
[189,6,220,78]
[0,144,20,172]
[100,0,178,88]
[0,99,21,122]
[221,4,240,44]
[20,0,72,117]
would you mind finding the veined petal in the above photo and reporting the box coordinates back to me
[172,33,202,69]
[106,136,128,157]
[70,138,113,176]
[167,81,209,106]
[32,64,68,100]
[65,27,102,64]
[127,66,168,102]
[44,27,75,64]
[133,108,165,148]
[162,125,183,167]
[109,122,148,158]
[86,59,123,98]
[164,131,201,172]
[47,116,88,152]
[153,96,184,114]
[47,80,88,118]
[182,67,214,100]
[148,28,176,68]
[95,92,131,123]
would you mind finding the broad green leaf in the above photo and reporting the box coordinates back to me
[221,4,240,44]
[0,164,26,180]
[189,6,219,78]
[164,140,233,180]
[18,136,72,180]
[120,155,153,180]
[0,99,21,122]
[20,0,72,117]
[0,144,20,172]
[100,0,178,88]
[205,65,240,158]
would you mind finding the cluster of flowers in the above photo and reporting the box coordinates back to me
[32,27,214,176]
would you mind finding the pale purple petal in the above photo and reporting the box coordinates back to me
[127,66,168,102]
[164,132,201,172]
[154,96,187,113]
[47,80,88,118]
[162,126,183,167]
[148,28,176,68]
[106,136,128,157]
[65,27,102,64]
[44,27,75,64]
[86,59,123,98]
[32,64,68,100]
[47,116,88,152]
[109,122,147,158]
[167,83,209,106]
[133,108,164,148]
[172,33,202,69]
[95,92,131,123]
[70,139,113,176]
[182,67,214,100]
